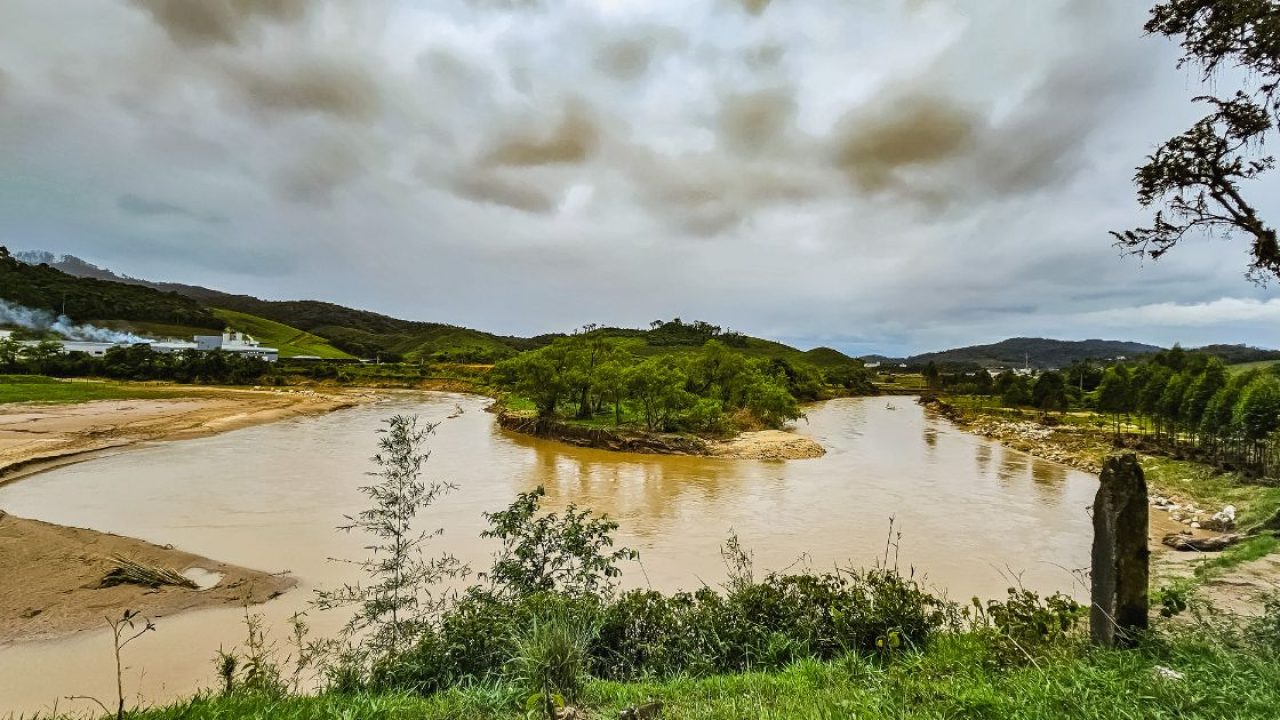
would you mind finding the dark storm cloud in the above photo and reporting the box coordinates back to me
[130,0,307,47]
[448,169,558,214]
[117,194,228,224]
[220,56,383,123]
[595,38,655,82]
[833,93,981,200]
[482,100,600,166]
[733,0,773,17]
[270,132,371,204]
[717,88,796,155]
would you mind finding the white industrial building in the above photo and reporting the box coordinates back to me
[193,330,279,362]
[1,328,277,362]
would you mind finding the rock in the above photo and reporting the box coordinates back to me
[1204,505,1238,531]
[1152,665,1184,681]
[1162,532,1245,552]
[619,701,664,720]
[1189,522,1201,529]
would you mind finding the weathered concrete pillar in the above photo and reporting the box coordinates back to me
[1091,453,1149,647]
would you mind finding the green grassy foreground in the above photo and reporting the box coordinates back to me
[117,634,1280,720]
[0,374,188,404]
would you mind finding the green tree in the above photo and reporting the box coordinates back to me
[480,485,637,598]
[997,371,1032,407]
[593,360,629,425]
[1181,358,1228,432]
[1096,366,1134,433]
[495,341,575,418]
[315,416,465,659]
[626,358,693,432]
[1032,371,1070,413]
[1235,375,1280,441]
[1113,1,1280,281]
[922,361,941,390]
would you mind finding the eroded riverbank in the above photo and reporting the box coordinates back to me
[494,409,826,460]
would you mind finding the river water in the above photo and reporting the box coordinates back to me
[0,393,1096,713]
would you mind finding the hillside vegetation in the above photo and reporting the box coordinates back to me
[210,308,353,359]
[0,247,220,329]
[906,337,1162,369]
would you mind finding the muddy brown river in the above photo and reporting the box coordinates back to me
[0,393,1096,713]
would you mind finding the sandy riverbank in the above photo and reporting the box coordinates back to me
[0,512,295,643]
[0,389,363,485]
[0,387,369,642]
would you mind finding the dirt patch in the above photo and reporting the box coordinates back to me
[0,511,294,644]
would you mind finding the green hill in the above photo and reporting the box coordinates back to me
[9,249,864,370]
[907,337,1162,370]
[210,309,354,359]
[0,247,221,329]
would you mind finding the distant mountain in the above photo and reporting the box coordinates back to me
[904,337,1164,370]
[12,250,866,368]
[1191,344,1280,365]
[1,247,221,330]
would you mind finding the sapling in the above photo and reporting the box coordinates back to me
[315,414,466,662]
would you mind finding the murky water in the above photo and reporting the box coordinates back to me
[0,394,1096,713]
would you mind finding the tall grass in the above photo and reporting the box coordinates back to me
[508,604,597,717]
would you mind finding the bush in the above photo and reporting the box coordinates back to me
[969,588,1081,667]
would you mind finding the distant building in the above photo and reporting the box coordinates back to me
[6,328,276,362]
[864,361,881,369]
[194,330,279,362]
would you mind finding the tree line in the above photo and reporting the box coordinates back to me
[0,246,221,329]
[0,339,276,385]
[928,346,1280,478]
[494,334,872,434]
[1093,348,1280,477]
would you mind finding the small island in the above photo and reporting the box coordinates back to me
[489,319,874,459]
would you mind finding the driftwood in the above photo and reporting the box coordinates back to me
[1162,533,1246,552]
[101,554,198,589]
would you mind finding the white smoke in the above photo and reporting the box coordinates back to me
[0,299,148,344]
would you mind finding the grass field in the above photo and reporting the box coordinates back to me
[118,632,1280,720]
[0,375,187,404]
[1228,359,1280,375]
[212,308,354,359]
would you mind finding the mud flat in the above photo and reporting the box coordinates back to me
[0,389,361,484]
[0,512,294,643]
[0,387,367,642]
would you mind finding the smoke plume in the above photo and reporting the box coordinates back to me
[0,299,147,344]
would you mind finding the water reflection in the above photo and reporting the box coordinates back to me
[975,444,992,474]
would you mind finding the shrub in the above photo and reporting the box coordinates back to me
[968,588,1081,667]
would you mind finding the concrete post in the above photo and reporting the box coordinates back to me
[1090,453,1149,647]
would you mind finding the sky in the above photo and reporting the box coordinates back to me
[1,0,1277,357]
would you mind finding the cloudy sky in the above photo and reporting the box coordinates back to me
[1,0,1277,356]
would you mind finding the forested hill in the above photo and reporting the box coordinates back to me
[0,247,221,329]
[904,337,1163,369]
[8,250,866,368]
